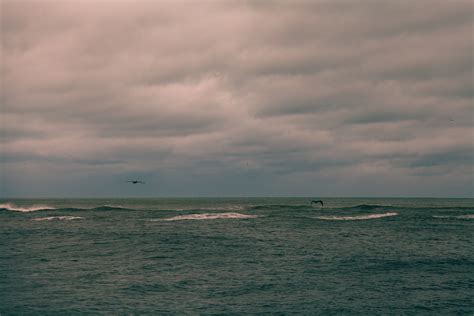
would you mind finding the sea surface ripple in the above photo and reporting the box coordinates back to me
[1,197,473,314]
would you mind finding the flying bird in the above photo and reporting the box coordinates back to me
[125,180,146,184]
[311,200,324,207]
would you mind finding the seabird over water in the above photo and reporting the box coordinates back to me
[125,180,146,184]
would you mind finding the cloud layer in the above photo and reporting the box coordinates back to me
[1,0,472,197]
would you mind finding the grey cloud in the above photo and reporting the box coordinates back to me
[409,146,474,168]
[1,0,473,197]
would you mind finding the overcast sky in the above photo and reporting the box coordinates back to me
[1,0,473,197]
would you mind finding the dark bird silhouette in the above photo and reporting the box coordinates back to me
[125,180,146,184]
[311,200,324,207]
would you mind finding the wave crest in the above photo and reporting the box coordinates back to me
[173,206,246,212]
[32,216,84,221]
[315,212,398,221]
[0,203,55,212]
[154,212,258,221]
[91,205,133,211]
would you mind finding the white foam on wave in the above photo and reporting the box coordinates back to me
[433,214,474,220]
[153,212,258,221]
[0,203,55,212]
[32,216,84,221]
[173,205,246,212]
[315,212,398,221]
[102,204,128,209]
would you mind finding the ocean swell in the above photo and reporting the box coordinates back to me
[432,214,474,220]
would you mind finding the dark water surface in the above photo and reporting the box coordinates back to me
[1,198,473,314]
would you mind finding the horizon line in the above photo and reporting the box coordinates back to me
[1,196,473,199]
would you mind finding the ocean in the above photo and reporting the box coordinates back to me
[1,197,473,314]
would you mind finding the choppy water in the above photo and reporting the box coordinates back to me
[1,197,473,314]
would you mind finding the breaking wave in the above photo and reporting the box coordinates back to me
[315,212,398,221]
[0,203,55,212]
[154,212,259,221]
[0,203,138,212]
[32,216,84,221]
[173,206,246,212]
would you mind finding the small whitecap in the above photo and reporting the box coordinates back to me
[0,203,55,212]
[152,212,258,221]
[172,205,245,212]
[32,216,84,221]
[315,212,398,221]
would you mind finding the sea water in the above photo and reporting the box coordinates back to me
[1,197,473,314]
